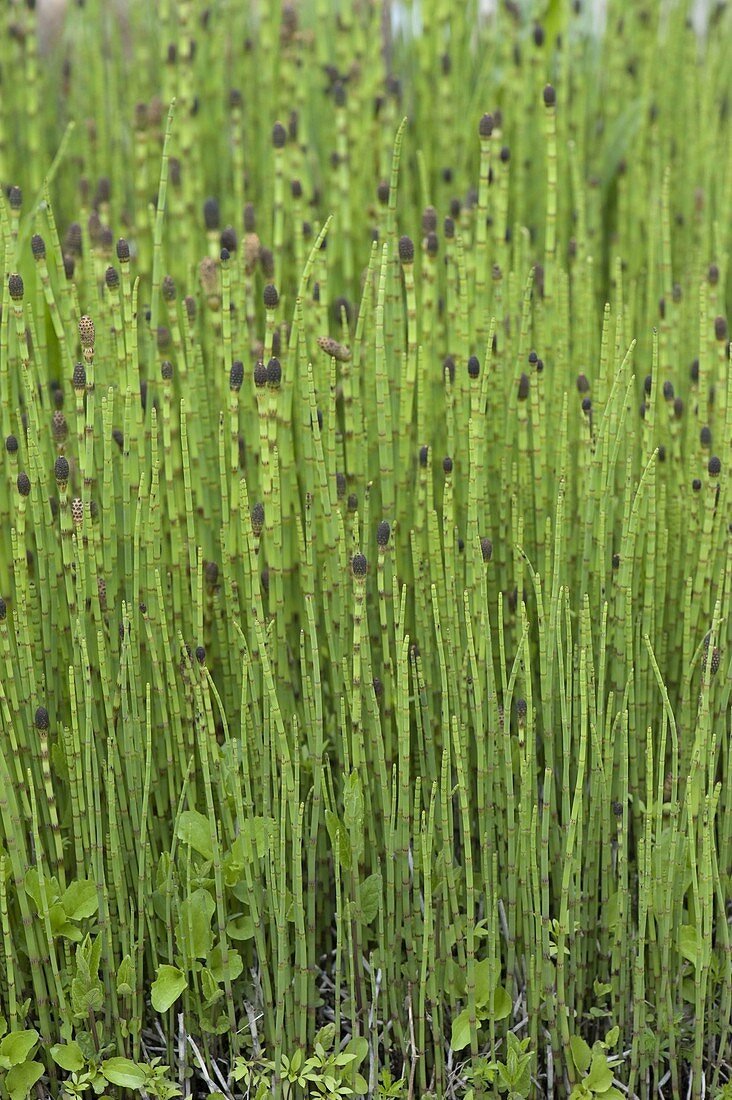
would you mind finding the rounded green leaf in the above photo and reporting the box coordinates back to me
[176,888,215,959]
[450,1008,474,1051]
[570,1035,593,1076]
[314,1023,336,1051]
[227,914,255,940]
[61,879,99,921]
[473,958,492,1008]
[344,1036,368,1068]
[359,873,382,926]
[5,1061,44,1100]
[150,965,188,1013]
[176,810,213,860]
[492,985,512,1021]
[208,943,243,983]
[0,1030,39,1067]
[325,811,351,871]
[604,1025,619,1048]
[585,1053,613,1092]
[116,955,135,997]
[50,1041,85,1072]
[678,925,699,968]
[201,967,223,1006]
[102,1057,147,1088]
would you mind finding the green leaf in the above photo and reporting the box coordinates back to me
[50,1041,85,1072]
[156,852,172,891]
[152,888,170,923]
[289,1048,303,1074]
[498,1031,532,1094]
[74,1031,97,1062]
[314,1023,336,1052]
[54,923,83,944]
[444,956,465,998]
[602,1091,624,1099]
[5,1060,44,1100]
[0,1031,38,1067]
[473,958,491,1008]
[208,943,243,983]
[50,743,68,782]
[70,967,104,1019]
[604,1026,619,1048]
[678,925,699,968]
[343,1037,368,1068]
[226,914,255,940]
[176,810,214,859]
[496,1062,514,1090]
[585,1052,613,1092]
[359,873,382,925]
[102,1057,147,1088]
[176,888,215,959]
[116,955,135,997]
[491,985,512,1022]
[62,879,99,921]
[450,1008,474,1051]
[78,934,103,977]
[247,817,275,860]
[24,869,60,912]
[325,811,351,871]
[201,967,223,1007]
[50,902,73,936]
[681,977,696,1002]
[570,1035,592,1076]
[150,965,188,1013]
[344,772,364,861]
[229,819,276,865]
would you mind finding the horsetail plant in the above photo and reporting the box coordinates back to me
[0,0,730,1098]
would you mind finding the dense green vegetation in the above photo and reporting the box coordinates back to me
[0,0,730,1096]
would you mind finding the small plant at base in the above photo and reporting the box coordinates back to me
[463,1032,535,1099]
[0,1022,44,1100]
[51,1043,180,1100]
[450,958,513,1051]
[229,1049,275,1100]
[569,1030,624,1100]
[583,979,614,1023]
[231,1028,368,1099]
[375,1067,407,1098]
